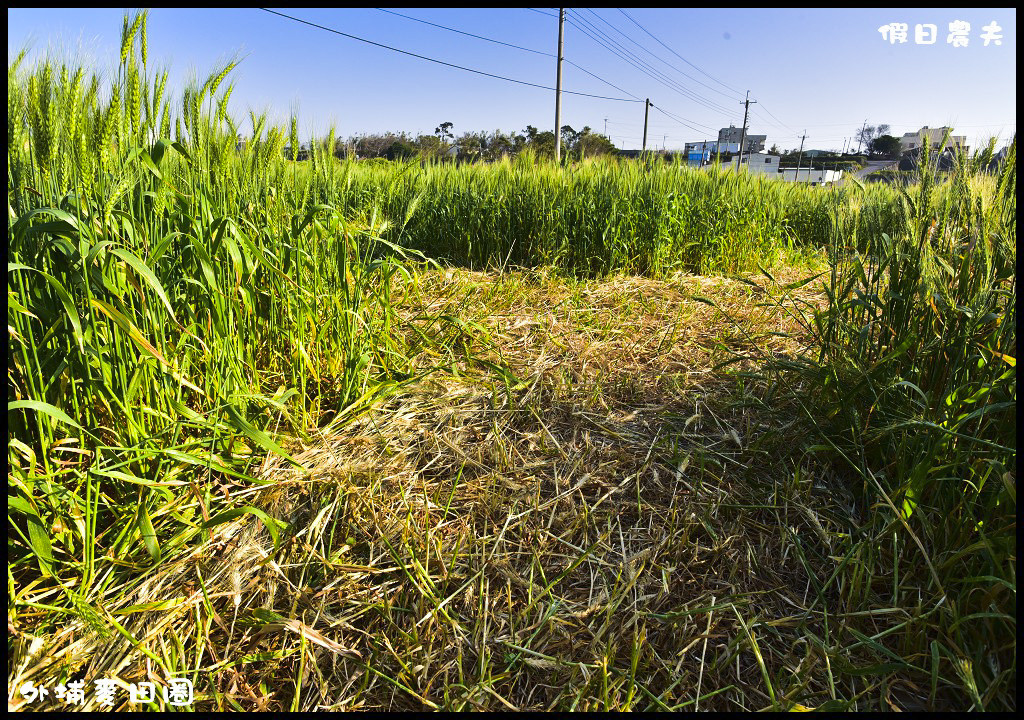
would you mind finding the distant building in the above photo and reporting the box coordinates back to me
[780,167,842,186]
[683,141,739,165]
[618,149,678,160]
[899,126,968,154]
[731,151,779,175]
[727,151,841,185]
[897,145,959,172]
[684,141,740,155]
[988,145,1011,172]
[718,125,766,154]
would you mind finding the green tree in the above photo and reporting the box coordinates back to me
[485,130,517,161]
[415,134,444,159]
[384,139,416,160]
[456,131,486,162]
[352,132,412,159]
[524,125,556,159]
[869,134,901,160]
[434,121,454,143]
[560,124,580,154]
[574,127,617,159]
[855,123,892,151]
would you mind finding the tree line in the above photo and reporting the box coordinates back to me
[284,123,618,162]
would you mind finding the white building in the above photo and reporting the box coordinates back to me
[779,167,842,186]
[731,151,780,175]
[899,126,967,154]
[730,152,842,185]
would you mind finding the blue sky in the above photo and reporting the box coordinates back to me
[8,7,1017,152]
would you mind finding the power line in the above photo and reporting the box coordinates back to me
[563,11,734,120]
[650,103,716,134]
[752,101,800,136]
[650,105,703,134]
[617,9,743,97]
[748,108,794,138]
[567,10,734,117]
[374,7,641,101]
[760,120,1017,129]
[580,9,735,114]
[563,61,643,102]
[375,8,551,57]
[606,119,695,129]
[603,10,797,143]
[609,102,726,137]
[259,8,642,103]
[587,8,742,105]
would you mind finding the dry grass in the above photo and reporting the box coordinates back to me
[10,266,905,712]
[405,265,821,402]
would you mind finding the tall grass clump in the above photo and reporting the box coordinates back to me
[765,137,1016,709]
[325,154,852,277]
[8,11,419,653]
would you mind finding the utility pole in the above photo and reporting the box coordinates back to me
[837,137,848,176]
[604,117,608,136]
[794,131,807,183]
[856,119,868,154]
[642,98,650,152]
[554,8,564,162]
[663,134,667,151]
[737,90,756,170]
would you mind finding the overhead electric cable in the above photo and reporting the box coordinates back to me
[748,108,792,136]
[617,9,743,96]
[373,7,642,101]
[563,12,734,119]
[567,10,733,115]
[374,8,551,57]
[752,101,800,136]
[259,8,642,103]
[649,103,711,134]
[585,8,742,104]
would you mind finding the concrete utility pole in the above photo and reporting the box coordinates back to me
[604,117,608,136]
[737,90,756,169]
[663,134,667,151]
[642,98,650,151]
[554,8,564,162]
[834,137,847,176]
[794,131,807,183]
[856,119,868,154]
